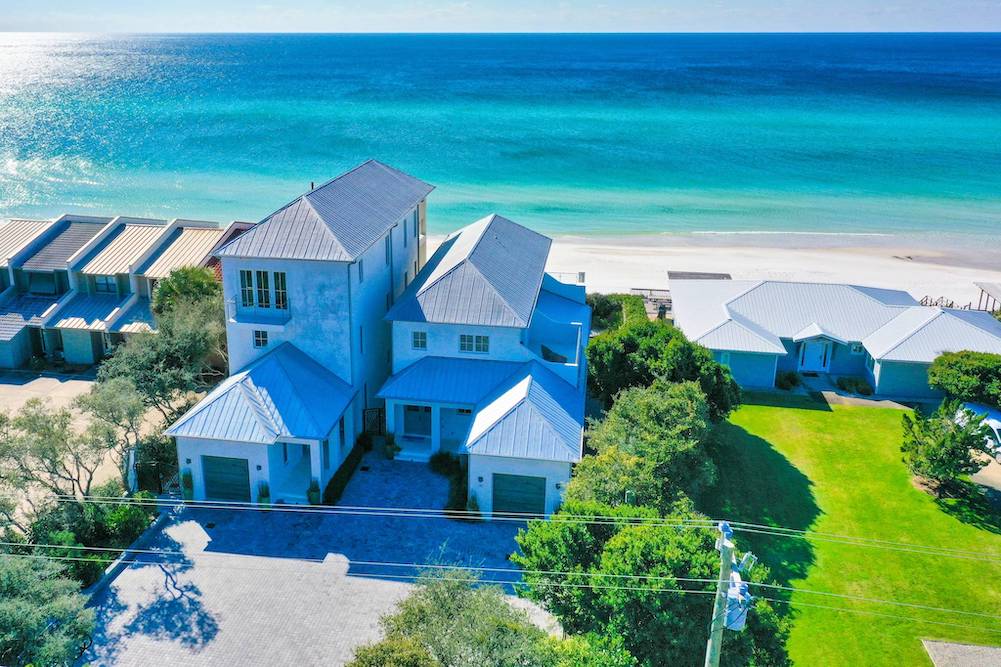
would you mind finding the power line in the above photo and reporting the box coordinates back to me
[5,550,1001,637]
[6,540,1001,622]
[26,492,1001,562]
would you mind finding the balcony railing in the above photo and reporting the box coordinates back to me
[225,298,292,325]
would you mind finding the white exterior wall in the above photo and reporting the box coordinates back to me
[176,437,272,503]
[391,321,530,373]
[222,256,353,379]
[468,454,571,517]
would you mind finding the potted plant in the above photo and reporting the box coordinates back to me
[257,481,271,509]
[383,433,401,460]
[306,478,321,505]
[180,468,194,501]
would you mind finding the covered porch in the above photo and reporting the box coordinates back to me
[385,400,473,462]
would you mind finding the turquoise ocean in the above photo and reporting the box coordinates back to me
[1,33,1000,248]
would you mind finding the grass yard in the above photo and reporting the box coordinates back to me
[704,393,1001,665]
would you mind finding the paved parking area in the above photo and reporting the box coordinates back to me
[0,369,95,415]
[81,453,526,666]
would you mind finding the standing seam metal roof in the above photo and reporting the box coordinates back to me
[386,214,551,328]
[0,219,53,266]
[80,223,166,275]
[139,226,225,278]
[50,293,128,331]
[20,221,107,271]
[216,160,434,262]
[0,294,61,341]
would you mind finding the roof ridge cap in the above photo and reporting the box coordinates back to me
[236,377,280,439]
[876,307,943,359]
[271,346,324,435]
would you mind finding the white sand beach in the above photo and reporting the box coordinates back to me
[542,238,1001,305]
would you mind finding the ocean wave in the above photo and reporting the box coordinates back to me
[687,230,892,237]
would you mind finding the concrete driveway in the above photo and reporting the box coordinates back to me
[81,453,526,666]
[0,368,95,415]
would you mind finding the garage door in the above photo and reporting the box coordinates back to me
[492,473,546,516]
[202,455,251,502]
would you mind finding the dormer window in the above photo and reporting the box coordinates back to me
[94,275,115,294]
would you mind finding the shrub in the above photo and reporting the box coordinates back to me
[181,468,194,500]
[587,293,645,331]
[323,443,365,505]
[257,481,271,506]
[357,431,374,452]
[307,478,322,505]
[836,376,873,396]
[901,400,993,493]
[775,370,800,391]
[349,637,438,666]
[429,451,461,477]
[383,433,401,460]
[928,351,1001,409]
[104,490,156,544]
[429,453,471,517]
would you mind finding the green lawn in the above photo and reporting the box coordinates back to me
[705,393,1001,665]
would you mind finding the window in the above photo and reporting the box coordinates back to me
[322,439,330,470]
[413,211,419,237]
[94,275,115,294]
[385,235,392,265]
[412,330,427,350]
[283,443,288,463]
[404,271,409,287]
[403,223,408,248]
[358,259,364,283]
[850,342,864,355]
[359,326,364,353]
[273,271,287,310]
[255,270,270,308]
[240,270,254,307]
[338,416,345,448]
[457,408,472,415]
[253,330,268,348]
[459,334,489,354]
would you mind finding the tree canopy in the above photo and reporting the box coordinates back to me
[586,320,739,421]
[901,399,993,492]
[152,266,221,315]
[927,351,1001,409]
[0,556,94,667]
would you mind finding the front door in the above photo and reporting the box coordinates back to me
[799,340,831,372]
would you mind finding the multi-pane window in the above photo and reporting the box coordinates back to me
[412,331,427,350]
[253,330,268,348]
[94,275,115,294]
[240,270,254,307]
[322,439,330,470]
[358,259,365,283]
[385,235,392,265]
[273,272,287,310]
[459,334,490,354]
[255,270,270,308]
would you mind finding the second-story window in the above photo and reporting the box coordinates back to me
[94,275,115,294]
[385,235,392,265]
[412,331,427,350]
[255,270,270,308]
[459,334,490,354]
[253,330,268,348]
[240,270,254,307]
[273,271,287,310]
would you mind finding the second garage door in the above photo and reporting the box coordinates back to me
[492,473,546,515]
[202,455,251,502]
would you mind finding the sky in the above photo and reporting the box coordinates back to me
[2,0,1001,33]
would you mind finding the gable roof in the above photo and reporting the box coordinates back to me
[0,219,53,266]
[139,225,224,278]
[863,307,1001,362]
[165,343,354,444]
[386,214,551,328]
[216,160,434,262]
[79,222,167,275]
[465,361,583,463]
[20,221,107,271]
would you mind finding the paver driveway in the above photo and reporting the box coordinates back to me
[81,453,525,666]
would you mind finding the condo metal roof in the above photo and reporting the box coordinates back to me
[138,225,224,279]
[20,220,108,271]
[465,361,584,463]
[79,221,167,275]
[671,279,1001,363]
[216,160,434,262]
[49,293,127,331]
[0,294,61,341]
[111,298,155,334]
[386,214,551,328]
[0,219,53,266]
[165,343,355,444]
[377,357,525,405]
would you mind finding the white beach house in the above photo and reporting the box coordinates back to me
[378,214,590,516]
[166,160,433,504]
[670,279,1001,398]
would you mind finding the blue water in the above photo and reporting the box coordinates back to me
[1,33,1000,244]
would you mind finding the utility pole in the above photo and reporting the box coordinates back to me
[704,521,735,667]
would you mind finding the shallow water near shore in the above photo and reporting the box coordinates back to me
[2,32,1000,249]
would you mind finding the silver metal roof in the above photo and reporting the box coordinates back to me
[166,343,354,444]
[80,222,167,275]
[139,225,224,278]
[386,214,551,328]
[0,294,61,341]
[0,219,52,266]
[49,293,128,331]
[216,160,434,262]
[377,357,524,405]
[863,307,1001,362]
[20,221,107,271]
[112,298,155,334]
[465,361,584,463]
